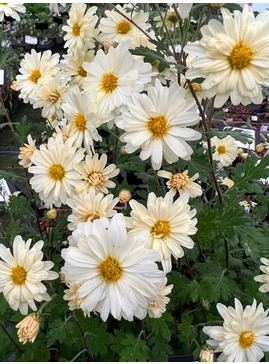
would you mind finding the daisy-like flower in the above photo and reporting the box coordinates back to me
[211,136,238,168]
[185,5,269,107]
[0,3,25,22]
[83,42,155,113]
[32,71,69,119]
[127,191,197,272]
[63,282,90,317]
[62,3,98,54]
[98,5,150,45]
[151,55,177,85]
[154,6,179,30]
[157,169,202,198]
[61,213,165,321]
[29,134,85,208]
[66,188,119,231]
[18,135,36,168]
[52,118,72,143]
[254,258,269,293]
[16,313,40,345]
[117,79,201,170]
[148,277,173,319]
[63,50,94,88]
[15,50,59,103]
[221,177,234,188]
[76,153,120,195]
[0,235,58,315]
[62,86,102,154]
[203,298,269,362]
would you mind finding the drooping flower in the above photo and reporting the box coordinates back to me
[0,3,25,21]
[254,257,269,293]
[157,169,202,198]
[185,5,269,107]
[18,135,36,168]
[63,282,90,317]
[127,191,197,272]
[117,79,201,170]
[0,235,58,315]
[29,134,85,208]
[210,136,238,168]
[61,214,165,321]
[203,298,269,362]
[16,313,40,344]
[147,277,173,318]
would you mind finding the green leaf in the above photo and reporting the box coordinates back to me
[0,122,19,129]
[46,317,75,346]
[84,318,112,356]
[148,335,172,362]
[15,116,33,145]
[0,293,10,320]
[145,312,174,341]
[130,46,170,72]
[0,170,25,181]
[21,339,51,361]
[5,220,21,243]
[119,333,150,362]
[208,127,252,144]
[8,195,31,215]
[178,315,193,343]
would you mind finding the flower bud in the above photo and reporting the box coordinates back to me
[241,152,249,159]
[209,3,225,8]
[256,143,264,153]
[120,145,127,155]
[46,209,57,219]
[119,189,132,203]
[16,314,40,345]
[237,148,243,155]
[199,345,214,362]
[10,80,17,91]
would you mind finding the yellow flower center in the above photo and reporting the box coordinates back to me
[48,91,60,103]
[98,255,123,283]
[151,220,171,238]
[239,331,255,349]
[29,69,41,84]
[217,145,226,154]
[151,60,160,68]
[192,82,202,92]
[171,171,189,189]
[84,213,100,222]
[88,172,103,187]
[228,41,253,70]
[116,20,131,34]
[11,265,27,285]
[72,22,81,36]
[78,66,87,77]
[100,72,118,94]
[48,164,66,181]
[74,113,86,132]
[167,14,178,23]
[147,115,169,138]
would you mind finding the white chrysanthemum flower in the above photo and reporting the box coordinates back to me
[15,50,59,103]
[148,277,173,319]
[0,3,25,21]
[63,50,94,88]
[203,298,269,362]
[157,170,202,198]
[127,191,197,272]
[62,3,98,54]
[178,3,193,20]
[128,30,157,53]
[98,4,150,45]
[185,5,269,107]
[117,79,201,170]
[63,282,90,317]
[66,188,119,231]
[32,72,69,119]
[186,82,207,103]
[154,6,179,30]
[29,134,85,208]
[52,118,73,143]
[62,86,102,154]
[83,42,155,113]
[76,153,120,195]
[18,135,36,168]
[0,235,58,315]
[211,136,238,168]
[151,55,177,85]
[254,258,269,293]
[61,214,165,321]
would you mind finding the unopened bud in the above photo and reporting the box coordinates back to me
[241,152,249,160]
[256,143,264,153]
[11,80,17,91]
[120,145,127,155]
[209,3,225,7]
[47,209,57,219]
[119,189,132,203]
[62,240,68,246]
[199,345,214,362]
[237,148,243,155]
[16,314,40,345]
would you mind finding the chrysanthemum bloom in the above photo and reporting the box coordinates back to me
[32,72,69,119]
[62,86,102,154]
[254,258,269,293]
[18,135,36,168]
[61,214,165,321]
[151,56,177,86]
[148,277,173,318]
[203,298,269,362]
[211,136,238,168]
[118,189,132,203]
[0,3,25,21]
[29,134,85,208]
[62,3,98,54]
[76,153,119,195]
[256,143,264,153]
[221,177,234,188]
[154,6,179,30]
[16,50,59,103]
[157,170,202,198]
[0,236,58,315]
[63,50,94,88]
[83,42,155,113]
[47,209,57,219]
[66,188,119,231]
[98,5,150,45]
[117,79,201,170]
[16,313,40,344]
[127,191,197,272]
[52,118,72,143]
[185,5,269,107]
[63,282,90,317]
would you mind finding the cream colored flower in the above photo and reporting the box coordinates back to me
[211,136,238,168]
[47,209,57,219]
[52,118,72,143]
[63,282,90,317]
[221,177,234,188]
[66,188,119,231]
[185,5,269,107]
[199,345,214,362]
[29,134,85,208]
[0,3,25,21]
[63,50,94,88]
[128,191,197,272]
[0,236,58,315]
[16,313,40,344]
[178,4,193,20]
[151,55,177,85]
[154,7,179,30]
[118,189,132,203]
[256,143,264,153]
[18,135,36,168]
[148,277,173,318]
[76,153,119,195]
[157,169,202,198]
[254,257,269,293]
[239,200,250,209]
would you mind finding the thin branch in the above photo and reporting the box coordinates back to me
[155,4,176,58]
[0,322,23,353]
[71,312,93,362]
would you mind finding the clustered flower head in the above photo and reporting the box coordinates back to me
[16,313,40,344]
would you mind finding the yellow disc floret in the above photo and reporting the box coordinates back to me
[239,331,255,349]
[116,20,131,34]
[78,66,87,77]
[11,265,27,285]
[151,220,171,238]
[98,255,123,283]
[228,41,253,70]
[147,115,169,138]
[74,113,86,132]
[100,72,118,94]
[29,69,41,84]
[87,172,103,187]
[48,164,66,181]
[217,145,226,154]
[72,22,81,36]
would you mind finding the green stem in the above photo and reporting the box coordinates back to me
[155,3,176,58]
[71,349,86,362]
[71,312,93,362]
[0,322,23,353]
[191,6,208,42]
[152,167,164,197]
